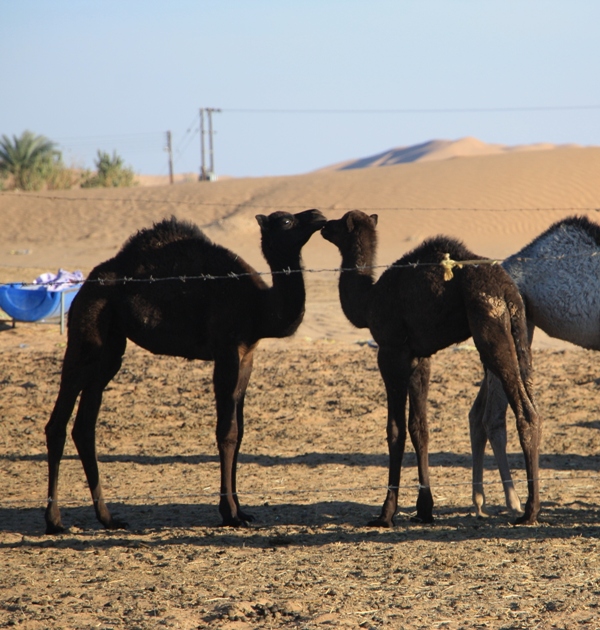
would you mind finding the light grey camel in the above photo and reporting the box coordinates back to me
[44,209,326,534]
[470,215,600,517]
[321,210,542,526]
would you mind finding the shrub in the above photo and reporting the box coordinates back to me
[80,150,136,188]
[45,163,82,190]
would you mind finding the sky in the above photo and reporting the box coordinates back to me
[2,0,599,179]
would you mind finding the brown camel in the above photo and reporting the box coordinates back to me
[44,209,326,534]
[321,210,541,526]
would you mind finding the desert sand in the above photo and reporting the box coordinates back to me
[1,141,600,628]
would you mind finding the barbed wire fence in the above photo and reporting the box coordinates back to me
[1,194,600,286]
[6,251,600,290]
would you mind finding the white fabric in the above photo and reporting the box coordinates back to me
[33,269,84,291]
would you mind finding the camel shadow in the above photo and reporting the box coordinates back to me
[2,501,600,545]
[2,499,374,535]
[4,450,600,471]
[574,420,600,431]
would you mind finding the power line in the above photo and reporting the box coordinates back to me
[54,131,165,142]
[223,104,600,114]
[173,114,200,162]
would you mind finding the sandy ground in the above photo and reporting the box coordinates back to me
[1,145,600,628]
[1,329,600,629]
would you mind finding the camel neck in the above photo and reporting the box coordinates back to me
[338,261,375,330]
[260,259,306,338]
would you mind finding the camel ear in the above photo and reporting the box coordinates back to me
[370,214,378,226]
[345,214,355,232]
[256,215,268,229]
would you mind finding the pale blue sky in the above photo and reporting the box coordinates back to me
[2,1,599,178]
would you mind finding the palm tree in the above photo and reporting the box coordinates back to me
[0,131,61,190]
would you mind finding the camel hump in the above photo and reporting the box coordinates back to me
[120,216,212,256]
[399,235,483,266]
[509,215,600,264]
[544,215,600,247]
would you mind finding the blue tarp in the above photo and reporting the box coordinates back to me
[0,283,81,322]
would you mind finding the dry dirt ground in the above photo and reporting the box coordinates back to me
[1,324,600,629]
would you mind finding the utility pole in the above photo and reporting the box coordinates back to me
[199,108,207,180]
[166,130,174,185]
[206,107,221,175]
[199,107,221,181]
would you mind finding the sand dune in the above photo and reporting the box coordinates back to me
[319,136,584,170]
[1,144,599,347]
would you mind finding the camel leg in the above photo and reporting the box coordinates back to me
[369,346,411,528]
[45,333,125,533]
[479,319,535,515]
[470,319,537,518]
[468,372,490,517]
[71,336,127,530]
[229,346,255,523]
[469,371,523,517]
[45,377,84,534]
[213,346,253,527]
[470,323,541,525]
[407,357,434,523]
[482,371,523,515]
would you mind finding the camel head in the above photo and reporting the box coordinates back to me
[321,210,379,255]
[255,209,326,254]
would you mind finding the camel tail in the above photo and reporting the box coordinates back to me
[507,290,535,401]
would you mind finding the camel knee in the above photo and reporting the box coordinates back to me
[486,422,509,450]
[71,420,96,454]
[45,420,67,444]
[515,408,541,445]
[216,422,240,447]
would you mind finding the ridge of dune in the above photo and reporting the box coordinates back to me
[319,137,586,171]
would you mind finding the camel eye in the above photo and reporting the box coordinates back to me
[281,218,292,227]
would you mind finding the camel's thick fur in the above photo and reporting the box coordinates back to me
[470,215,600,517]
[44,210,326,534]
[322,210,542,526]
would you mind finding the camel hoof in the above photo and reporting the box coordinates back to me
[513,514,538,526]
[367,517,393,528]
[410,514,434,525]
[105,518,129,530]
[237,510,255,523]
[45,522,67,535]
[221,517,253,528]
[220,511,255,527]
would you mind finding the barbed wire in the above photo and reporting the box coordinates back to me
[5,249,600,289]
[2,470,597,509]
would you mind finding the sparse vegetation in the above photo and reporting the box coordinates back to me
[0,130,64,191]
[80,150,136,188]
[0,134,137,191]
